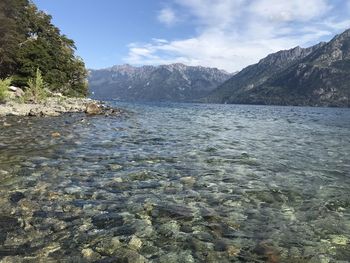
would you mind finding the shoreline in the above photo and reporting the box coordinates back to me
[0,97,122,117]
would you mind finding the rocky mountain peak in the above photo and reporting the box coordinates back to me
[109,64,137,73]
[311,28,350,63]
[258,43,322,68]
[89,63,231,102]
[161,63,189,72]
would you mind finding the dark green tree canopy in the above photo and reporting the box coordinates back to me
[0,0,87,97]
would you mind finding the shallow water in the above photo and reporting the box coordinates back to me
[0,102,349,262]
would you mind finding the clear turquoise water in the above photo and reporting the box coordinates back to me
[0,102,349,262]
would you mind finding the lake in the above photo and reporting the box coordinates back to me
[0,102,349,262]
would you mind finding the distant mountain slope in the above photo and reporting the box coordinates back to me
[88,63,232,102]
[205,43,324,103]
[206,29,350,107]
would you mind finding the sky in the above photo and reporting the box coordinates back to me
[33,0,350,72]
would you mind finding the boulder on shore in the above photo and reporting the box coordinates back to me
[8,86,18,92]
[86,103,102,115]
[7,86,24,98]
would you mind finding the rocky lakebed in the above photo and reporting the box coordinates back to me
[0,102,349,262]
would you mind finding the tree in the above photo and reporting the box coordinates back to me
[0,0,87,97]
[0,0,28,78]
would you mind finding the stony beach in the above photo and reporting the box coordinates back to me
[0,97,122,117]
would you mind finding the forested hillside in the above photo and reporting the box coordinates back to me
[0,0,87,97]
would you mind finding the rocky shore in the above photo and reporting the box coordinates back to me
[0,97,121,117]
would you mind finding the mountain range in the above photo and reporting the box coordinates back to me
[206,29,350,107]
[88,64,232,102]
[89,29,350,107]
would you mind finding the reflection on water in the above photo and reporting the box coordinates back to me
[0,103,349,262]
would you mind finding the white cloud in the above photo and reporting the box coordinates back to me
[157,8,177,26]
[125,0,349,72]
[322,19,350,31]
[151,38,169,44]
[174,0,244,29]
[249,0,330,22]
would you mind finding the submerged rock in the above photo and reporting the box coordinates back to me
[9,191,25,203]
[158,251,194,263]
[51,132,61,138]
[129,236,143,250]
[180,176,196,186]
[227,245,240,257]
[309,255,331,263]
[152,203,194,221]
[95,236,122,256]
[180,224,193,233]
[113,225,136,236]
[158,221,180,237]
[92,213,124,229]
[214,239,229,251]
[329,235,348,245]
[81,248,101,261]
[113,248,147,263]
[253,242,280,263]
[0,216,20,244]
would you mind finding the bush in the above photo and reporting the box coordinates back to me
[25,68,47,103]
[0,77,12,103]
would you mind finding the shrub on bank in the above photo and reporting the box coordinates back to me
[0,77,12,103]
[25,69,48,103]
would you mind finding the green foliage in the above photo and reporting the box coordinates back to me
[25,68,47,103]
[0,0,87,97]
[0,77,12,103]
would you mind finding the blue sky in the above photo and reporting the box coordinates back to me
[33,0,350,72]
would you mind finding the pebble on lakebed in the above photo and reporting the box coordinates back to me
[0,97,122,117]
